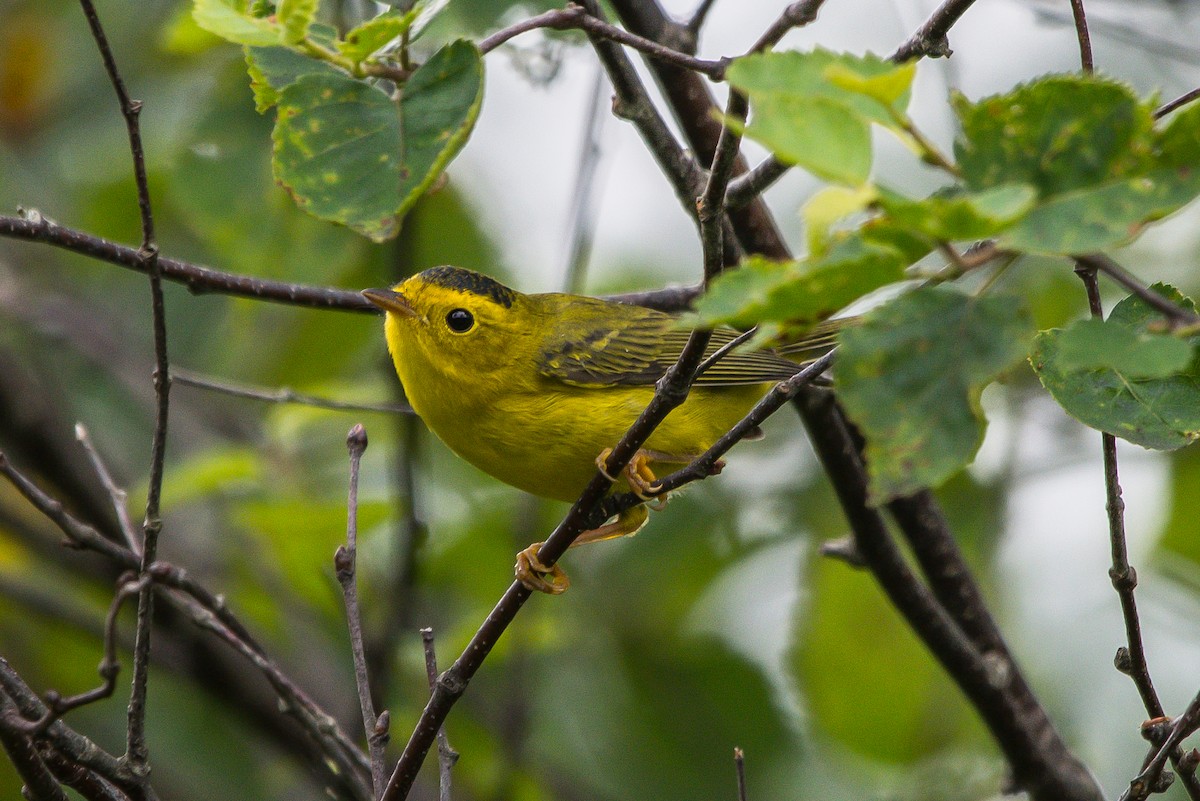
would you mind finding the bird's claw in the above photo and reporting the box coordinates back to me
[515,542,571,595]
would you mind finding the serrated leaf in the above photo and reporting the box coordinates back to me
[1001,167,1200,254]
[393,39,484,219]
[835,287,1032,501]
[1054,318,1193,379]
[696,238,907,329]
[277,0,316,43]
[739,95,872,185]
[245,43,345,112]
[193,0,281,46]
[271,40,482,241]
[802,184,878,257]
[1031,285,1200,449]
[274,72,404,240]
[1158,101,1200,168]
[954,76,1154,196]
[878,183,1037,241]
[728,49,912,125]
[338,8,419,62]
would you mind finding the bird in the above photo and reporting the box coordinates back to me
[363,266,836,593]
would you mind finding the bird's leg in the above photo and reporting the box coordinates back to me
[516,505,650,595]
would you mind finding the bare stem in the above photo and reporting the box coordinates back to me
[171,368,413,415]
[1067,0,1094,74]
[479,4,728,78]
[420,628,459,801]
[890,0,982,61]
[337,425,386,796]
[75,424,140,553]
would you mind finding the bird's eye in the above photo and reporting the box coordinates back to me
[445,308,475,333]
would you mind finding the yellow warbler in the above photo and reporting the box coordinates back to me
[363,266,834,592]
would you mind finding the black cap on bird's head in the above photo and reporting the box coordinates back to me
[362,266,518,319]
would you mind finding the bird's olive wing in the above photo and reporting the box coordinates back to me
[536,299,823,388]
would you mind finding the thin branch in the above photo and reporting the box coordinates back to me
[478,4,728,78]
[1074,264,1200,800]
[685,0,720,38]
[0,697,70,801]
[0,212,372,312]
[75,423,140,554]
[890,0,982,61]
[745,0,826,54]
[1155,87,1200,119]
[725,157,790,211]
[1067,0,1094,73]
[337,425,386,797]
[1074,253,1200,328]
[698,88,749,283]
[40,749,132,801]
[171,368,413,415]
[420,628,458,801]
[1121,693,1200,801]
[75,0,169,773]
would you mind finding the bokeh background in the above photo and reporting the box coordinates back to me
[2,0,1200,798]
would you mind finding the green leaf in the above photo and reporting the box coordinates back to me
[1031,285,1200,450]
[878,183,1038,241]
[1001,168,1200,254]
[276,0,316,43]
[1053,318,1193,379]
[835,287,1032,501]
[734,95,872,185]
[802,184,878,257]
[695,238,907,329]
[269,40,483,241]
[245,43,345,112]
[339,8,419,63]
[823,59,916,109]
[393,39,484,219]
[193,0,281,46]
[1157,101,1200,168]
[954,76,1154,196]
[273,72,405,241]
[728,49,913,125]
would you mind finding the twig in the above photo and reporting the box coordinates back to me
[478,4,728,78]
[1074,263,1200,800]
[40,748,132,801]
[698,88,749,283]
[694,328,759,378]
[0,701,70,801]
[0,211,702,314]
[890,0,982,61]
[685,0,720,38]
[1067,0,1094,73]
[745,0,826,54]
[75,0,169,774]
[0,212,372,312]
[725,157,790,211]
[337,425,387,797]
[1155,87,1200,119]
[75,423,140,553]
[1122,694,1200,801]
[420,628,459,801]
[734,747,747,801]
[1073,253,1200,328]
[171,368,413,415]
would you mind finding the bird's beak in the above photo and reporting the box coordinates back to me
[362,288,416,318]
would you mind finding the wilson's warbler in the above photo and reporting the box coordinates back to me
[363,266,835,593]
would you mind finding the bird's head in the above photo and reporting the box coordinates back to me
[362,266,537,389]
